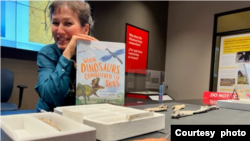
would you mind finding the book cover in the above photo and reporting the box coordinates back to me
[76,40,125,105]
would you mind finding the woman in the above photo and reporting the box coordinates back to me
[35,1,98,112]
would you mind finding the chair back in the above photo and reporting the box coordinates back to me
[1,68,14,102]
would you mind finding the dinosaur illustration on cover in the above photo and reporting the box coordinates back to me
[100,48,125,64]
[76,77,104,104]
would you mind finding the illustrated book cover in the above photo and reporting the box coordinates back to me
[76,40,125,105]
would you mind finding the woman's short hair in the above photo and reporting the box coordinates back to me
[48,0,94,35]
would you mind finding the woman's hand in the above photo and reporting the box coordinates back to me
[63,34,98,59]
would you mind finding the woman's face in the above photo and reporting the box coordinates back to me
[51,6,88,50]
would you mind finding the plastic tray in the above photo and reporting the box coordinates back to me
[54,104,165,141]
[217,99,250,111]
[1,112,96,141]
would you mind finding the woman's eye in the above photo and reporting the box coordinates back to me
[65,22,72,26]
[52,22,59,25]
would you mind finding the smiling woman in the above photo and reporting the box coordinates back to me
[49,1,94,50]
[35,0,98,112]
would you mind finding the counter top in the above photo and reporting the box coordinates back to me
[2,99,246,140]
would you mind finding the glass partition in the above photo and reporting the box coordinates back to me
[126,69,165,93]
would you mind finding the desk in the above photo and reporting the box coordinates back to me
[0,97,160,115]
[124,100,250,140]
[2,99,249,140]
[126,92,173,101]
[128,91,160,95]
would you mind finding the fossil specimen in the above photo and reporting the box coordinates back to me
[171,106,219,119]
[144,104,168,112]
[172,104,185,112]
[39,118,61,131]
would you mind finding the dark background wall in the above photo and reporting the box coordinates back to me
[88,1,168,92]
[165,1,250,100]
[1,1,168,109]
[1,47,40,110]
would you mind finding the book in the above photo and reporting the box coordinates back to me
[76,40,125,105]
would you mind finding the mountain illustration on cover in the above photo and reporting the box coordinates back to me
[76,40,125,105]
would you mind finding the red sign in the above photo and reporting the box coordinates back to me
[203,92,250,105]
[203,91,238,100]
[203,98,218,105]
[125,24,149,74]
[247,94,250,98]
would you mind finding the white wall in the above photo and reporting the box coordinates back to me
[165,1,250,100]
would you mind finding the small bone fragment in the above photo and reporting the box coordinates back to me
[144,104,168,112]
[172,104,185,112]
[39,118,61,131]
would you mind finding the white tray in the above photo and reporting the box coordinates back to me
[54,104,165,141]
[1,112,96,141]
[217,99,250,111]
